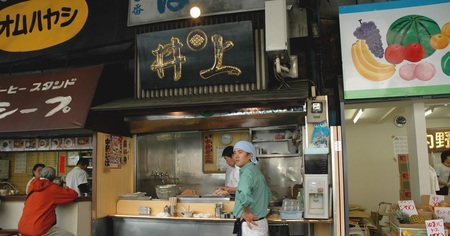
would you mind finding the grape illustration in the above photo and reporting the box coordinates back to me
[353,20,384,58]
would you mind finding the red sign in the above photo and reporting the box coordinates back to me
[0,65,103,133]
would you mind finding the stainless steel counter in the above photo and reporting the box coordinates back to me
[0,194,92,202]
[111,215,234,236]
[110,214,332,236]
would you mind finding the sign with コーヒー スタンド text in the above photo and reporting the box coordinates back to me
[0,65,103,133]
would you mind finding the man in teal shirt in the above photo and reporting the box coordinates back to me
[232,141,271,236]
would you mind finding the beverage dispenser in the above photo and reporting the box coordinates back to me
[303,148,330,219]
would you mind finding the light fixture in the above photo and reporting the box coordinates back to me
[424,108,433,117]
[353,109,364,123]
[190,6,201,18]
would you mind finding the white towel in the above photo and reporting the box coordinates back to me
[430,165,440,193]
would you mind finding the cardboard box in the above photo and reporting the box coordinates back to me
[421,195,450,206]
[389,204,439,236]
[390,222,447,236]
[389,197,450,235]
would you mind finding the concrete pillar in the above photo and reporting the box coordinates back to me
[406,102,430,202]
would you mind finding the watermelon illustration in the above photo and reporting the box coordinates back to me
[386,15,441,58]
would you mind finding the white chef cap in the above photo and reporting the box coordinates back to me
[234,141,257,164]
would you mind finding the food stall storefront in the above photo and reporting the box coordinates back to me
[0,64,132,235]
[90,1,345,235]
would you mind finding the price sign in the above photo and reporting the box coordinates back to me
[430,195,445,206]
[398,200,418,216]
[426,219,445,236]
[434,207,450,223]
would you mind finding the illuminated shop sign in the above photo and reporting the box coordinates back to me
[137,21,256,90]
[427,129,450,153]
[128,0,264,26]
[0,0,88,52]
[0,65,103,133]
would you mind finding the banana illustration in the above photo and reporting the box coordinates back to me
[351,40,395,81]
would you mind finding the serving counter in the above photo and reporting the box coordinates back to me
[111,199,333,236]
[0,195,92,236]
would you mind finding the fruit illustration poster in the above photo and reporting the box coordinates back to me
[339,0,450,100]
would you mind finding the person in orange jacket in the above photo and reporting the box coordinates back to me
[18,167,78,236]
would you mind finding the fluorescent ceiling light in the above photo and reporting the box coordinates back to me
[353,109,364,123]
[424,109,433,117]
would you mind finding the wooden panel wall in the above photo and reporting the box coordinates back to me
[94,132,135,218]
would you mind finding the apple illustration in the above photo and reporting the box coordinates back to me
[405,42,425,62]
[415,62,436,81]
[399,64,416,81]
[385,44,406,64]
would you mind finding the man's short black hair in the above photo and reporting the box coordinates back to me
[442,150,450,163]
[222,146,234,158]
[77,158,90,166]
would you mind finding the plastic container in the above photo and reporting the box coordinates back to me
[280,210,303,220]
[281,199,300,211]
[138,206,151,215]
[155,184,180,199]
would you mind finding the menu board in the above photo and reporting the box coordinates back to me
[0,137,92,151]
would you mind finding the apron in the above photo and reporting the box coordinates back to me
[233,217,269,236]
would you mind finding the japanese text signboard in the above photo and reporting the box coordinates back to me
[0,1,133,63]
[0,65,103,133]
[128,0,264,26]
[137,21,256,90]
[427,129,450,153]
[0,0,88,53]
[426,219,446,236]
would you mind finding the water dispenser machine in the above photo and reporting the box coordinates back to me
[303,148,330,219]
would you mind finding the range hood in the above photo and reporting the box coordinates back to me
[92,81,310,134]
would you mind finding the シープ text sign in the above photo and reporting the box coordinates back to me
[0,65,103,133]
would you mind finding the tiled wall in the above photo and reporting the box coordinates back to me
[0,151,78,194]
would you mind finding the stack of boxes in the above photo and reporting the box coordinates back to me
[398,154,411,200]
[389,195,450,236]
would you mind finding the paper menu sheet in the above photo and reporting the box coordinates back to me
[393,136,408,157]
[14,153,27,173]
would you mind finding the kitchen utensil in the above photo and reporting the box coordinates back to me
[169,197,177,216]
[180,210,194,217]
[139,206,151,215]
[215,203,222,218]
[155,184,180,199]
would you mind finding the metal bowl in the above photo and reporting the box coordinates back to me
[155,184,180,199]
